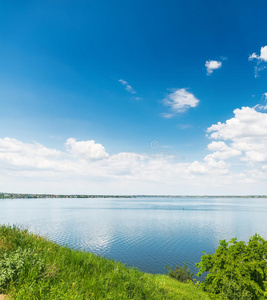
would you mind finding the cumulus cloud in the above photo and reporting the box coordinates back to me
[65,138,109,160]
[249,45,267,62]
[0,137,61,157]
[118,79,136,94]
[249,45,267,77]
[186,105,267,185]
[0,137,71,171]
[206,141,241,160]
[0,137,194,193]
[207,107,267,140]
[162,88,200,117]
[206,106,267,167]
[204,156,228,170]
[188,161,208,174]
[245,151,267,163]
[205,60,222,75]
[207,141,228,151]
[1,105,267,194]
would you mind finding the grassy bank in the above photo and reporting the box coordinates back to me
[0,225,210,299]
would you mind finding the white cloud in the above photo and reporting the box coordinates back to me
[0,137,195,193]
[1,105,267,195]
[204,156,228,169]
[205,60,222,75]
[162,88,200,117]
[249,45,267,77]
[206,141,241,160]
[0,137,71,171]
[0,137,61,157]
[118,79,136,94]
[207,107,267,140]
[205,149,241,161]
[188,161,208,174]
[249,45,267,62]
[183,105,267,188]
[254,93,267,110]
[65,138,109,160]
[207,141,229,151]
[245,151,267,163]
[206,106,267,166]
[184,107,267,188]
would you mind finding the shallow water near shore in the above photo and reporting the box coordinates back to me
[1,197,267,275]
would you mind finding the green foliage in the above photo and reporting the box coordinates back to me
[0,247,45,292]
[196,234,267,299]
[0,248,26,291]
[166,262,194,283]
[0,225,210,299]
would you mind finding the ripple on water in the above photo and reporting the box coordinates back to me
[1,197,267,274]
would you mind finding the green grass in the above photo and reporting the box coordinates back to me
[0,225,210,299]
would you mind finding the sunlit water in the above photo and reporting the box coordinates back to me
[1,197,267,275]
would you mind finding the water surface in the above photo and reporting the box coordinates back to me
[1,197,267,275]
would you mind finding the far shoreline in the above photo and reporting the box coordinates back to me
[1,192,267,199]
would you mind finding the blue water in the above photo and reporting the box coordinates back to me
[1,197,267,275]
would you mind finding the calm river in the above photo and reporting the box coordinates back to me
[1,197,267,275]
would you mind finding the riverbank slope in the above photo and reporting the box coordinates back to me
[0,226,210,299]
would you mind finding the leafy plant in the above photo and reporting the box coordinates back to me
[0,247,45,292]
[166,261,194,283]
[196,234,267,299]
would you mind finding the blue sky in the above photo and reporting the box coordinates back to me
[1,0,267,194]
